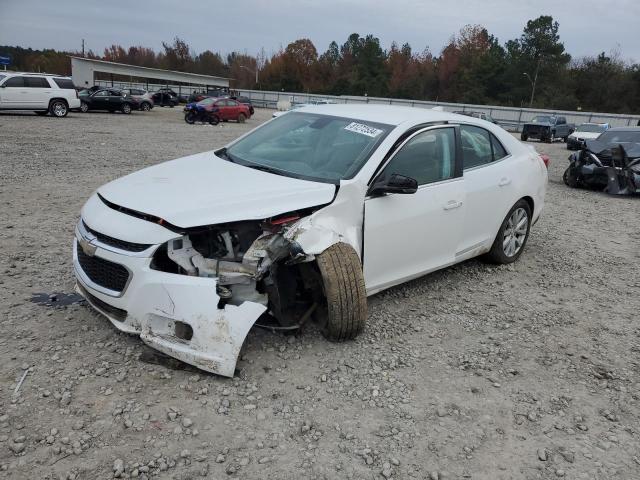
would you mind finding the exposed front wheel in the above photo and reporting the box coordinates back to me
[315,243,367,341]
[484,200,531,264]
[121,103,132,114]
[49,100,68,117]
[80,101,89,113]
[208,115,220,125]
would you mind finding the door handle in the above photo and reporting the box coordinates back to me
[498,177,511,187]
[443,200,463,210]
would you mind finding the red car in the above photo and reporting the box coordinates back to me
[198,98,251,123]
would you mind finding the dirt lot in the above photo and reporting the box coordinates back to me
[0,106,639,480]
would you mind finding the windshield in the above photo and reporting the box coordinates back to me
[532,116,553,123]
[225,112,392,183]
[597,130,640,144]
[198,98,215,106]
[576,124,607,133]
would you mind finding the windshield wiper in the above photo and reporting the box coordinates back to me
[215,147,235,162]
[244,164,284,175]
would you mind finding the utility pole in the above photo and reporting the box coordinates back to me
[82,39,85,57]
[523,58,541,108]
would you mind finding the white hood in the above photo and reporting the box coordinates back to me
[570,131,601,140]
[97,151,336,228]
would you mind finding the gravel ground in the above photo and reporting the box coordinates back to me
[1,107,639,480]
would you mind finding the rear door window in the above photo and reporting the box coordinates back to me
[25,77,50,88]
[461,125,493,169]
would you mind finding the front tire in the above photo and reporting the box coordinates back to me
[49,100,68,117]
[80,101,89,113]
[520,133,528,141]
[484,200,531,264]
[208,114,220,125]
[121,103,132,114]
[315,243,367,341]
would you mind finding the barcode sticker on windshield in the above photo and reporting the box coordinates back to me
[344,122,383,138]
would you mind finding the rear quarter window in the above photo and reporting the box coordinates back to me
[53,78,75,89]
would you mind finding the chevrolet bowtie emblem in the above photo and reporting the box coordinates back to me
[79,237,97,257]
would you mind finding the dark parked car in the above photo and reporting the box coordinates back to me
[563,127,640,195]
[155,87,188,103]
[232,95,254,116]
[453,110,498,124]
[521,115,575,143]
[151,91,179,107]
[78,88,138,114]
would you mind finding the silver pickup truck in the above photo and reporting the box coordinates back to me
[521,115,575,143]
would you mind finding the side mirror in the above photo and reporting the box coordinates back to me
[369,173,418,196]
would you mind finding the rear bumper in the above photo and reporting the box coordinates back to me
[73,215,265,377]
[68,98,81,109]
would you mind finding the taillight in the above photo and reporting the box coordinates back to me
[540,154,550,168]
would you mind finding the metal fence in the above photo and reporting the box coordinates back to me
[234,89,640,131]
[93,80,640,131]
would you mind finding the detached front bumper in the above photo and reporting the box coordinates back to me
[73,219,266,377]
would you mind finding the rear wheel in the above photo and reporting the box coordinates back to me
[140,102,151,111]
[121,103,132,114]
[49,100,68,118]
[484,200,531,264]
[237,113,246,123]
[315,243,367,341]
[185,112,196,124]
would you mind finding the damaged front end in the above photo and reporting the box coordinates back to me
[563,145,640,195]
[74,207,328,377]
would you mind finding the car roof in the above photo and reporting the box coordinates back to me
[293,104,491,127]
[2,71,71,78]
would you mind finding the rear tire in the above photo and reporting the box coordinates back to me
[140,102,151,111]
[315,243,367,341]
[49,100,68,118]
[237,113,246,123]
[185,112,196,124]
[484,200,531,264]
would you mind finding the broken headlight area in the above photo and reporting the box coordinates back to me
[150,217,323,327]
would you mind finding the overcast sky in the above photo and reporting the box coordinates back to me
[1,0,638,62]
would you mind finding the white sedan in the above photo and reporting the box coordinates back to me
[73,105,547,376]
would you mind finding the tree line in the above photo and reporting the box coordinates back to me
[2,15,639,113]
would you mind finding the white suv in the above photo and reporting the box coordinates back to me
[0,72,81,117]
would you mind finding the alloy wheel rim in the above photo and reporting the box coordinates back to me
[502,207,528,257]
[54,103,66,116]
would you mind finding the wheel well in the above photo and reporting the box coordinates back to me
[521,196,534,214]
[49,98,68,107]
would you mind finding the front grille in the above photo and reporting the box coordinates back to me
[77,284,127,322]
[76,241,130,292]
[83,221,151,252]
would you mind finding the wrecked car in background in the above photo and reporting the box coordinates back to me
[566,122,609,150]
[73,105,548,376]
[564,127,640,195]
[521,115,574,143]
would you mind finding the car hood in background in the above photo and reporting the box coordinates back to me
[97,152,336,228]
[569,132,601,140]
